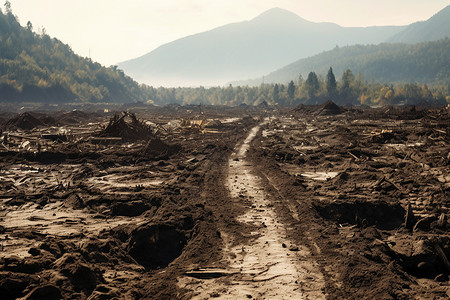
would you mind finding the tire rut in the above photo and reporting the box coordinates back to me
[179,122,326,299]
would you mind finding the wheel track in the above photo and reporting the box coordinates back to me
[179,121,326,299]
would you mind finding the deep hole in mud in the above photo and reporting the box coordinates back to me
[128,224,187,270]
[314,200,406,230]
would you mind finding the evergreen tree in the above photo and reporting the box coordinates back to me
[340,69,355,98]
[305,72,319,98]
[326,67,337,97]
[287,80,295,103]
[272,84,280,103]
[4,1,11,14]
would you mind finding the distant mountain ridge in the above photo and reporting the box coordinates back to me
[388,5,450,43]
[118,8,407,87]
[233,39,450,86]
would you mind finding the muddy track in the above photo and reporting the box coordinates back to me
[179,121,325,299]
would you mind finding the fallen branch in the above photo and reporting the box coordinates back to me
[433,242,450,273]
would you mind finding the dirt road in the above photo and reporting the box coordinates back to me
[179,121,326,299]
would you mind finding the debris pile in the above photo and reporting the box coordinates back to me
[6,112,46,130]
[142,138,181,159]
[99,112,155,142]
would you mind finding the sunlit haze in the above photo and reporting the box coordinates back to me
[7,0,450,66]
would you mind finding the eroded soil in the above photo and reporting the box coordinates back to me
[0,104,449,299]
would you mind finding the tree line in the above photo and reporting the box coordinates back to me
[144,68,449,106]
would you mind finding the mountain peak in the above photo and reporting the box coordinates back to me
[252,7,309,23]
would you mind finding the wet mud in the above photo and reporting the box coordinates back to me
[0,103,449,299]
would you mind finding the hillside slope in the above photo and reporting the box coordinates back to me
[118,8,405,87]
[388,5,450,43]
[234,39,450,86]
[0,10,146,103]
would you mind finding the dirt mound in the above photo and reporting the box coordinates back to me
[99,112,155,142]
[56,110,91,125]
[317,100,343,115]
[53,253,104,295]
[142,138,182,159]
[22,284,62,300]
[6,112,45,130]
[0,272,38,300]
[392,237,450,279]
[204,119,223,128]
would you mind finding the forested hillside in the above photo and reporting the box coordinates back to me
[0,7,147,103]
[235,39,450,86]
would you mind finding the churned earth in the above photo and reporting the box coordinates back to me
[0,103,449,299]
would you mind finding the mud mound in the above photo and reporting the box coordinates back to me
[142,138,182,159]
[22,285,62,300]
[128,224,187,270]
[56,110,91,125]
[393,237,450,279]
[204,119,223,128]
[6,112,45,130]
[0,272,37,300]
[99,112,155,142]
[314,200,405,230]
[317,100,343,115]
[54,253,103,295]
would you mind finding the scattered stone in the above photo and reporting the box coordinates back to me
[289,245,299,251]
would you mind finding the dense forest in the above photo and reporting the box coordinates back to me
[0,5,147,103]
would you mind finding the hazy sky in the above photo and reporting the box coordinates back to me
[6,0,450,66]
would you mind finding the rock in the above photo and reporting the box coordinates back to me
[289,245,299,251]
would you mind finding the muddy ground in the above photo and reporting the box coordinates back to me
[0,103,449,299]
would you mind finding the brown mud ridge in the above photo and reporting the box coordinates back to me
[0,103,449,299]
